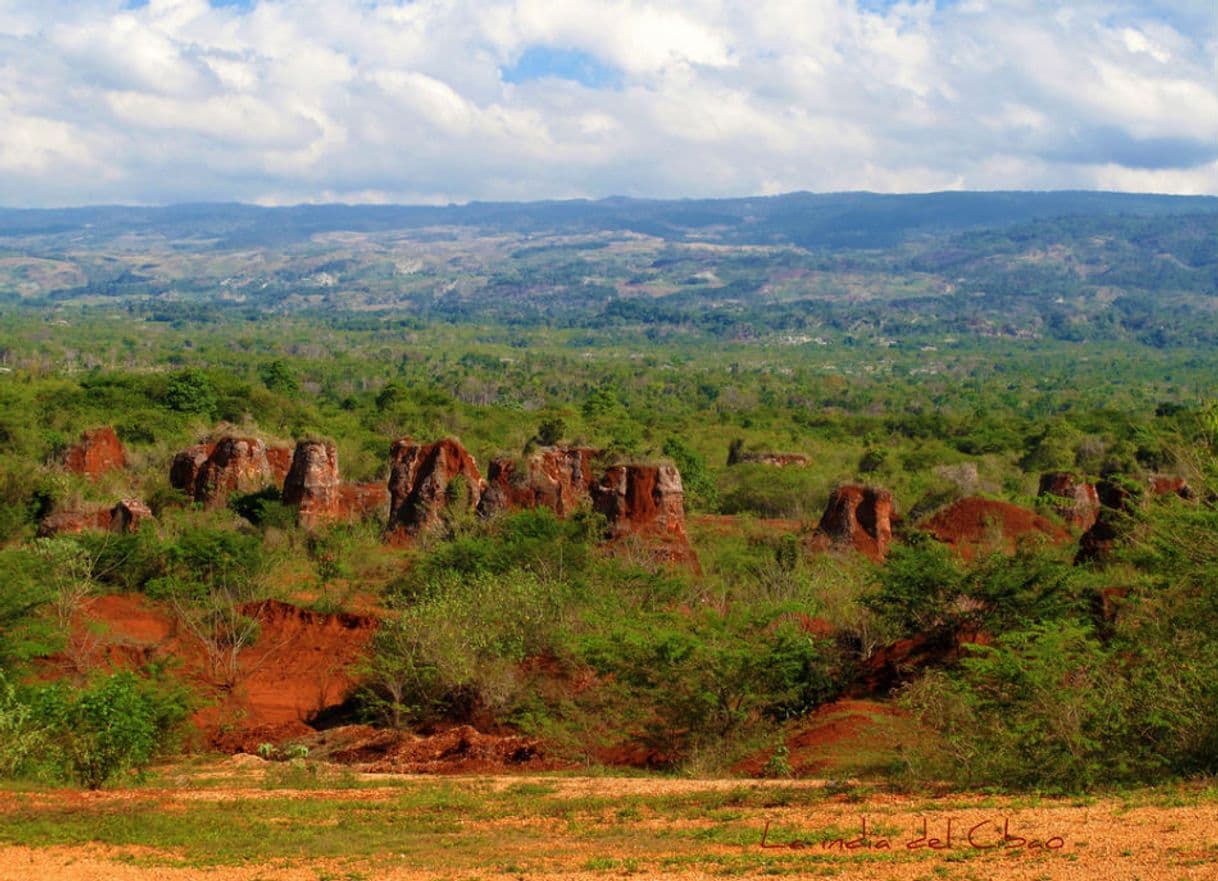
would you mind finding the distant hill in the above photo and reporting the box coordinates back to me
[1,191,1214,250]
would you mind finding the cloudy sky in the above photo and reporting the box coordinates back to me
[1,0,1215,206]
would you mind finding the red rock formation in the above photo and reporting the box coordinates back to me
[62,427,126,478]
[925,497,1068,559]
[38,506,112,537]
[479,447,599,518]
[854,628,991,695]
[339,482,391,521]
[169,443,214,498]
[1038,471,1101,531]
[1076,475,1193,564]
[591,463,698,569]
[266,446,293,482]
[1076,479,1136,563]
[170,437,292,505]
[110,498,153,533]
[815,484,894,561]
[37,497,153,536]
[385,437,485,538]
[1148,474,1193,500]
[282,440,343,529]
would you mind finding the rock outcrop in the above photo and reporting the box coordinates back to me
[170,437,292,505]
[815,484,894,561]
[479,447,600,518]
[590,464,698,569]
[38,506,112,537]
[1148,474,1193,500]
[339,482,391,521]
[1076,474,1193,564]
[925,497,1068,559]
[385,437,485,539]
[63,427,126,478]
[38,497,153,537]
[282,441,343,529]
[1038,471,1101,531]
[110,498,154,533]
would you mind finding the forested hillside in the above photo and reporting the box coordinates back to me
[1,193,1216,792]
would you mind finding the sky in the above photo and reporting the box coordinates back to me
[0,0,1215,207]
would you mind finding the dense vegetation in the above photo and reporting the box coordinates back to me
[0,193,1215,790]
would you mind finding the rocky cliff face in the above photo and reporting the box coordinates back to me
[386,437,485,539]
[815,484,894,561]
[1038,471,1101,531]
[479,447,599,518]
[63,427,127,479]
[170,437,292,505]
[282,441,343,529]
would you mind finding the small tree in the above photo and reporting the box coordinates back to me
[164,369,218,417]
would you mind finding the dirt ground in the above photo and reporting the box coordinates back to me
[1,767,1216,881]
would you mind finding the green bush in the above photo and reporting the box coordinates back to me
[575,609,839,762]
[29,671,190,789]
[901,622,1164,791]
[361,569,569,727]
[0,673,46,778]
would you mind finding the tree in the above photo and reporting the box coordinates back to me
[259,360,300,395]
[164,369,217,416]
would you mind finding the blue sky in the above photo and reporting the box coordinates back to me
[0,0,1214,206]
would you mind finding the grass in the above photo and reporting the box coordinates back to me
[0,767,1213,877]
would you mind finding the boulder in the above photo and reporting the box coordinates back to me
[1038,471,1101,531]
[386,437,485,538]
[169,444,214,498]
[479,447,599,518]
[110,498,153,533]
[38,506,112,537]
[815,484,894,561]
[62,427,126,478]
[170,436,292,505]
[37,497,152,537]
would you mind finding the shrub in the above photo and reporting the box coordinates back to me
[900,622,1164,791]
[0,673,46,778]
[32,671,190,789]
[575,609,839,762]
[361,569,569,727]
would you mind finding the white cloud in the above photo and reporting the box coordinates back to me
[0,0,1214,206]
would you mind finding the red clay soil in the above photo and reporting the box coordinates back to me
[64,594,378,748]
[853,627,993,695]
[735,699,908,777]
[924,496,1068,559]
